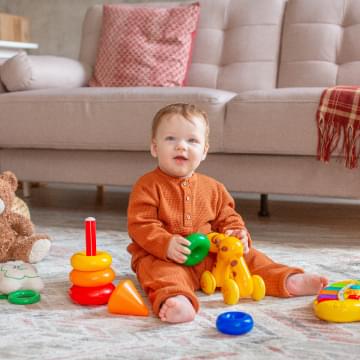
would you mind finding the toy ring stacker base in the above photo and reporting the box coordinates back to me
[7,290,41,305]
[71,251,112,271]
[313,279,360,323]
[216,311,254,335]
[184,233,210,266]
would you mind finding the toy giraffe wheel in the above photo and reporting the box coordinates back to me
[200,232,266,305]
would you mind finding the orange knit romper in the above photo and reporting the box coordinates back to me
[127,168,303,315]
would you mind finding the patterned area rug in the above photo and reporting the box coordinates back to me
[1,208,360,360]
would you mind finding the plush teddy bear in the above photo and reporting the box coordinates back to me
[0,171,51,263]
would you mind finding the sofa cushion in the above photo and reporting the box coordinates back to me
[0,52,92,92]
[224,88,324,155]
[0,87,235,153]
[80,0,286,93]
[89,2,200,87]
[279,0,360,87]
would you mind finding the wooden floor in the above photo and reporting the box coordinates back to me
[21,184,360,248]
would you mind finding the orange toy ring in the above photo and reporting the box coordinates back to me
[71,251,112,271]
[70,267,116,287]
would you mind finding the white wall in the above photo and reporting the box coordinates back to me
[0,0,177,59]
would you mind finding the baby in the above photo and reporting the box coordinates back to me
[127,103,328,323]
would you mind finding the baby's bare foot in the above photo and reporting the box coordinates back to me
[158,295,196,323]
[286,273,328,296]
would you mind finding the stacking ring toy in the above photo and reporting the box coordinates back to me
[69,283,115,305]
[313,279,360,322]
[70,268,115,287]
[71,251,112,271]
[7,290,41,305]
[216,311,254,335]
[184,233,210,266]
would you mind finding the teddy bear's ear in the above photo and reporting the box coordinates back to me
[0,171,18,192]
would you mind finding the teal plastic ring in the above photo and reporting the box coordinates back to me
[7,290,41,305]
[184,233,210,266]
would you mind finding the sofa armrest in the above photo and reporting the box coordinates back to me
[0,51,92,92]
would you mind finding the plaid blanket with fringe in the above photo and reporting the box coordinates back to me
[317,85,360,169]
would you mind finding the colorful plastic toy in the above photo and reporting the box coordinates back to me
[313,279,360,322]
[108,279,149,316]
[184,233,210,266]
[200,232,265,304]
[68,217,115,306]
[216,311,254,335]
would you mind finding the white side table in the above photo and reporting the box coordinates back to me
[0,40,39,59]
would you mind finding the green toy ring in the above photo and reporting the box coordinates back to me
[7,290,41,305]
[184,233,210,266]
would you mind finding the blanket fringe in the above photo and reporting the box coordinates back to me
[316,86,360,169]
[317,113,342,163]
[343,121,360,169]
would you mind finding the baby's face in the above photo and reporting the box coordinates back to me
[151,114,208,178]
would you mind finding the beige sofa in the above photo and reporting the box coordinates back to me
[0,0,360,210]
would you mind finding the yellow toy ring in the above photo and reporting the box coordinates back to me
[69,267,115,287]
[71,251,112,271]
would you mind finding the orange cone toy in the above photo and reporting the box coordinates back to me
[108,279,149,316]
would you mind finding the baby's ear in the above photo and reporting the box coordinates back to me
[150,139,158,158]
[202,144,209,160]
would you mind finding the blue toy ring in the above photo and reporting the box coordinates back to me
[216,311,254,335]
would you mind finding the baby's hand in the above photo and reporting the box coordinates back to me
[167,234,191,263]
[225,229,250,254]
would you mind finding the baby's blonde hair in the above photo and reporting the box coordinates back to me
[152,103,210,146]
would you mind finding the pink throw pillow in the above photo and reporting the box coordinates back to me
[89,2,200,87]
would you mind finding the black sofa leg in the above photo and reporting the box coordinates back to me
[258,194,270,217]
[96,185,104,204]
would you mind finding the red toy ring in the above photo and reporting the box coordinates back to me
[69,283,115,305]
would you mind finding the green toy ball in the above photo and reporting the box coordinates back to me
[184,233,210,266]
